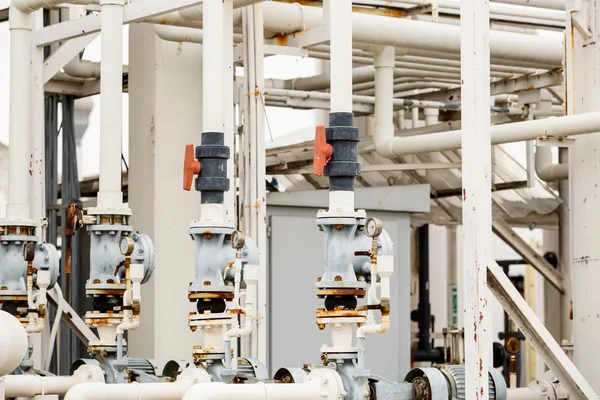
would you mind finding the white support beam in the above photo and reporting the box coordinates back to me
[32,0,203,46]
[461,0,491,398]
[43,33,99,84]
[47,288,99,346]
[492,219,564,293]
[487,260,596,400]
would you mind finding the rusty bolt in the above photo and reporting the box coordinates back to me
[317,323,325,330]
[334,224,344,231]
[107,279,115,284]
[317,277,322,282]
[203,233,212,239]
[203,281,211,286]
[93,279,101,284]
[190,326,197,332]
[334,275,342,282]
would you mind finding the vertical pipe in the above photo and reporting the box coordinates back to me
[253,3,268,365]
[424,108,439,126]
[202,0,224,134]
[374,46,395,153]
[31,9,45,238]
[6,6,33,221]
[98,0,125,210]
[223,0,235,227]
[328,0,352,113]
[461,0,491,398]
[558,148,572,343]
[447,226,458,329]
[567,1,600,388]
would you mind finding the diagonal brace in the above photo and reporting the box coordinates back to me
[492,219,563,293]
[43,33,100,84]
[488,259,596,400]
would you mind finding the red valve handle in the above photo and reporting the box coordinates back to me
[183,144,201,191]
[313,125,332,176]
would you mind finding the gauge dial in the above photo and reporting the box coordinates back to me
[365,217,383,238]
[119,236,135,256]
[231,230,246,250]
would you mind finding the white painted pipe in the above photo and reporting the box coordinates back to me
[64,57,102,79]
[535,146,568,182]
[5,6,33,222]
[506,387,546,400]
[3,365,104,397]
[373,46,395,157]
[223,0,235,226]
[12,0,98,13]
[381,112,600,157]
[257,2,562,68]
[491,0,564,10]
[183,370,344,400]
[97,0,125,211]
[64,368,211,400]
[154,26,243,44]
[203,0,224,133]
[329,0,353,113]
[0,310,28,376]
[424,108,440,126]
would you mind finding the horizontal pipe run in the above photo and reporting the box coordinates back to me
[258,2,563,68]
[64,382,195,400]
[182,383,321,400]
[154,25,243,44]
[264,88,524,114]
[12,0,98,13]
[385,112,600,157]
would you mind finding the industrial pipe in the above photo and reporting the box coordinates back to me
[379,112,600,157]
[5,6,33,221]
[154,26,243,44]
[0,309,28,376]
[182,369,345,400]
[373,46,395,158]
[257,2,562,68]
[64,368,211,400]
[3,365,104,397]
[535,146,568,182]
[11,0,98,13]
[97,0,126,211]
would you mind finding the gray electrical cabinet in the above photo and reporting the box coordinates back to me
[266,184,430,382]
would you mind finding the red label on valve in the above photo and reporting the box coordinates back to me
[183,144,201,191]
[313,125,332,176]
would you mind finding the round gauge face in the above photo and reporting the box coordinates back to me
[365,217,383,238]
[232,230,245,250]
[120,236,134,256]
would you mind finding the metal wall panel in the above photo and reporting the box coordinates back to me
[267,206,411,381]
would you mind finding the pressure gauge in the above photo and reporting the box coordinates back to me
[231,230,246,250]
[119,236,135,257]
[365,217,383,238]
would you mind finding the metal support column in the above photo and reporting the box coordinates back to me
[567,0,600,391]
[460,0,491,398]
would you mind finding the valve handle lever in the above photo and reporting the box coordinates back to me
[313,125,332,176]
[183,144,201,191]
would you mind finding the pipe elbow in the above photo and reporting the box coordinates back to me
[373,137,395,159]
[64,382,104,400]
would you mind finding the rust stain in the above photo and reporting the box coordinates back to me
[463,188,466,201]
[273,35,289,46]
